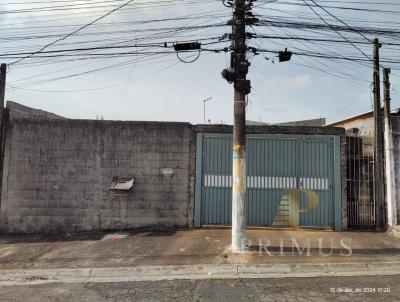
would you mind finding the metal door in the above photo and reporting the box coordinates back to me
[346,136,375,229]
[296,139,334,228]
[194,134,342,230]
[246,137,298,226]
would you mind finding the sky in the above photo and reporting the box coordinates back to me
[2,0,400,125]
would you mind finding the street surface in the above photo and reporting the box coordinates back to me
[0,275,399,302]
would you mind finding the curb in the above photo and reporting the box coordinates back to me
[0,262,400,286]
[387,225,400,239]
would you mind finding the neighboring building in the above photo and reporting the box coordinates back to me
[246,117,326,127]
[328,109,400,156]
[276,117,326,127]
[6,101,66,120]
[246,120,269,126]
[328,109,400,226]
[328,109,400,133]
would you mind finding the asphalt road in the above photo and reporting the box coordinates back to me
[0,275,399,302]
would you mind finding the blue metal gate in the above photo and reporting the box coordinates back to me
[194,134,342,230]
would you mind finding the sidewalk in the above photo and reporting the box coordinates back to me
[0,228,399,284]
[388,225,400,239]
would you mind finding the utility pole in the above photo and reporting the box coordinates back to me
[0,64,5,115]
[203,97,212,124]
[0,64,6,205]
[231,0,247,252]
[383,68,397,226]
[222,0,255,252]
[0,64,6,145]
[372,38,386,230]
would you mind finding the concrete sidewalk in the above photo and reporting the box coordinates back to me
[0,228,399,284]
[388,225,400,239]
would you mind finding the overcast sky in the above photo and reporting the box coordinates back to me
[2,0,400,124]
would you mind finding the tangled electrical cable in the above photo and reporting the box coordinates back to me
[173,41,203,63]
[222,0,233,8]
[176,50,201,63]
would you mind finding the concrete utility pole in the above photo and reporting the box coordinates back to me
[221,0,257,251]
[0,64,6,114]
[0,64,7,203]
[383,68,397,226]
[203,97,212,124]
[0,63,6,145]
[372,38,386,230]
[231,0,246,252]
[230,0,251,252]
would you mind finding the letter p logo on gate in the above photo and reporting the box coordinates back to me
[272,190,320,227]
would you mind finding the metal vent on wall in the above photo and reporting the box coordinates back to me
[108,177,135,193]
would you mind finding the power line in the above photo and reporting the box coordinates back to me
[327,84,372,121]
[258,19,400,37]
[307,0,371,42]
[2,0,399,97]
[11,58,182,89]
[270,0,400,15]
[256,35,400,46]
[0,37,224,58]
[257,48,400,64]
[313,0,400,6]
[255,25,371,82]
[9,0,136,66]
[0,0,125,14]
[2,0,107,5]
[301,0,372,60]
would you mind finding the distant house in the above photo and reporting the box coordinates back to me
[246,117,326,127]
[327,109,400,156]
[6,101,66,120]
[275,117,326,127]
[327,109,400,137]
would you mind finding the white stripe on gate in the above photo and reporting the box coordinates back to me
[203,175,329,191]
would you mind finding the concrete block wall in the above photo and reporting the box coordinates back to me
[0,118,192,234]
[0,109,347,234]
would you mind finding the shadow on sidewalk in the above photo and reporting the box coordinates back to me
[0,229,179,244]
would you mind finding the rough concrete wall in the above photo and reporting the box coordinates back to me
[0,118,192,234]
[187,130,197,228]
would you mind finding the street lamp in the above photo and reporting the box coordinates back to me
[203,97,213,124]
